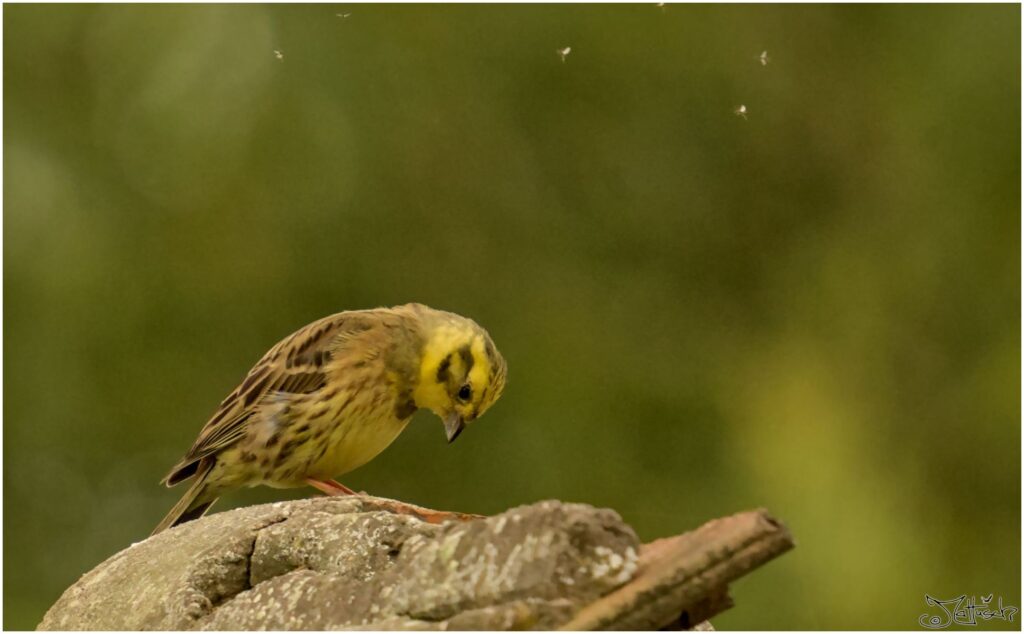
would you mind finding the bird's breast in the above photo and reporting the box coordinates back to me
[304,394,412,480]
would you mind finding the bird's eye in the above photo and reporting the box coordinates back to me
[457,384,472,402]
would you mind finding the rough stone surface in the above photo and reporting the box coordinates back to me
[37,501,292,630]
[39,497,639,631]
[38,497,793,631]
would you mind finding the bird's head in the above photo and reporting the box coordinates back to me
[412,311,507,443]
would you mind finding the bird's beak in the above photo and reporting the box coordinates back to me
[444,412,465,444]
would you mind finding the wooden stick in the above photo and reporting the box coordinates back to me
[560,509,794,630]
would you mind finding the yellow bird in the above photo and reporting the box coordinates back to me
[153,303,507,535]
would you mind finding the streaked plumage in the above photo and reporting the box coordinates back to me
[152,303,507,535]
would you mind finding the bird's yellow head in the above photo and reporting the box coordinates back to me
[412,312,507,443]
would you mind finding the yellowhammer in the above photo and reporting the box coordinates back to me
[152,303,507,535]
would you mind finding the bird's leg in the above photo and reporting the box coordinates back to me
[306,477,357,496]
[305,479,480,523]
[325,479,357,495]
[359,498,485,524]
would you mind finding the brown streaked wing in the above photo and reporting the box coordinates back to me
[162,312,375,486]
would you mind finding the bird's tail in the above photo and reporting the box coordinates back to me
[151,459,219,536]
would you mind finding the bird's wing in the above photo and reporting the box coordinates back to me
[162,312,378,486]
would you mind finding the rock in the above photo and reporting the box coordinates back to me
[38,497,793,630]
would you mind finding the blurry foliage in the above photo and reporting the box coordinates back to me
[3,4,1020,629]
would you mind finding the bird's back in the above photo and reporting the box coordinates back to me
[162,305,429,488]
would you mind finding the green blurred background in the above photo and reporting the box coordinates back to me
[4,3,1020,629]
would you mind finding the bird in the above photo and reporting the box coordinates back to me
[152,303,507,535]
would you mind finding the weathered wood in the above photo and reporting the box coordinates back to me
[559,509,794,630]
[39,497,792,630]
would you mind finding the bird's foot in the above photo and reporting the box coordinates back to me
[306,477,357,496]
[305,478,479,523]
[360,498,485,524]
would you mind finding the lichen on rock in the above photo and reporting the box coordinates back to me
[38,497,793,631]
